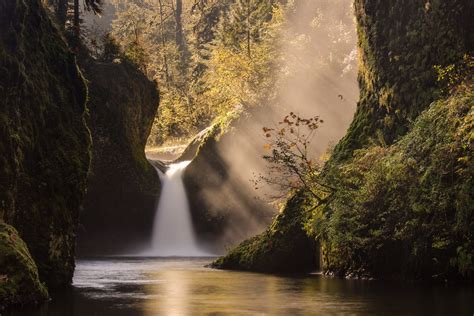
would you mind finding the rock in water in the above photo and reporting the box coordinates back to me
[212,192,318,273]
[0,222,48,308]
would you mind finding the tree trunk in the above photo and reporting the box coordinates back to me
[56,0,68,26]
[246,0,251,58]
[73,0,80,37]
[175,0,190,74]
[175,0,185,53]
[158,0,170,85]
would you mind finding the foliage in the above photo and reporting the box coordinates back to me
[190,0,280,140]
[310,81,474,280]
[255,113,334,205]
[47,0,103,36]
[189,0,234,79]
[216,0,274,57]
[107,0,280,145]
[199,14,279,117]
[109,0,202,145]
[106,0,357,146]
[331,0,473,163]
[0,222,49,307]
[435,55,474,94]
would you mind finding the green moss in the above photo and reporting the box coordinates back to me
[331,0,473,163]
[313,81,474,280]
[212,191,318,273]
[299,0,474,281]
[180,107,244,161]
[224,1,474,279]
[0,0,91,289]
[0,222,48,307]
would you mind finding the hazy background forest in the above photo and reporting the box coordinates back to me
[80,0,357,151]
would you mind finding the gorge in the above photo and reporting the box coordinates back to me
[1,0,473,314]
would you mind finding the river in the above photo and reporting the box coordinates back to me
[8,257,473,316]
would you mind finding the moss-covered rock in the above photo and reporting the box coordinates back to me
[0,222,48,308]
[212,192,318,273]
[315,80,473,281]
[182,110,273,252]
[332,0,474,162]
[310,0,474,281]
[77,58,160,255]
[0,0,90,289]
[214,1,474,279]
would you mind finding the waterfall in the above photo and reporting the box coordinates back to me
[149,161,207,257]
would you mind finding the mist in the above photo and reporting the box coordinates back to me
[79,0,359,251]
[215,0,357,211]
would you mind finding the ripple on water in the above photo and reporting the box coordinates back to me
[7,257,474,316]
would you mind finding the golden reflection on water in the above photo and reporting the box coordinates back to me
[146,269,190,315]
[141,266,369,315]
[11,258,474,316]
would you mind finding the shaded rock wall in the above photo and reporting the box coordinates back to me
[182,111,273,252]
[0,0,90,291]
[332,0,474,162]
[78,58,160,255]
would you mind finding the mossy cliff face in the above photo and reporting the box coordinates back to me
[182,111,273,252]
[0,222,48,308]
[332,0,474,162]
[0,0,90,292]
[313,0,474,280]
[212,192,318,273]
[317,80,473,280]
[77,58,160,255]
[214,1,473,278]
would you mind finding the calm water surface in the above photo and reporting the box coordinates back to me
[9,257,474,316]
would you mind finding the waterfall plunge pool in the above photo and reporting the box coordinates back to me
[9,163,472,315]
[7,257,474,315]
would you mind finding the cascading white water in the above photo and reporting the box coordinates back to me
[149,161,207,257]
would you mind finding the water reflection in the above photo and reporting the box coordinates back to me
[8,258,474,316]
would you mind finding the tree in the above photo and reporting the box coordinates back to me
[190,0,234,79]
[55,0,68,24]
[48,0,102,37]
[75,0,102,37]
[217,0,274,57]
[199,1,281,116]
[255,113,335,206]
[175,0,190,70]
[111,0,201,145]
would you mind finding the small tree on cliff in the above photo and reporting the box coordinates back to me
[255,113,335,207]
